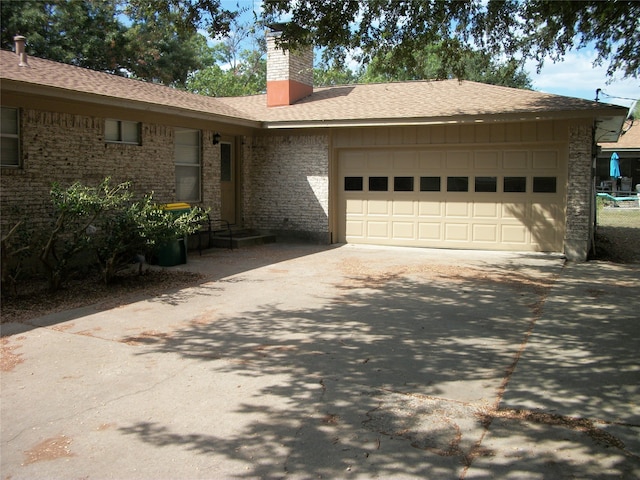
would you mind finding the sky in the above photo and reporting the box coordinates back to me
[221,0,639,111]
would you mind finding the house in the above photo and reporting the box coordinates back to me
[597,120,640,193]
[1,32,628,262]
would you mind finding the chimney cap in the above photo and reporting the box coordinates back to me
[267,22,287,32]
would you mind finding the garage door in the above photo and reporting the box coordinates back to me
[337,147,566,252]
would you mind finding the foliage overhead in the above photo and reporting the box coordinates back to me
[262,0,640,80]
[185,15,267,96]
[0,0,238,87]
[359,44,532,89]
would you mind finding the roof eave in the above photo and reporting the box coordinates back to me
[261,108,628,131]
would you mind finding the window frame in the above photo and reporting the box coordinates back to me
[1,107,20,167]
[220,141,233,182]
[105,119,141,145]
[174,127,202,203]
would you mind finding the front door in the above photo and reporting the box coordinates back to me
[220,141,236,224]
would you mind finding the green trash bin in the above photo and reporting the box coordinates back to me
[157,203,190,267]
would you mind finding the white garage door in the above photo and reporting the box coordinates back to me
[337,147,566,252]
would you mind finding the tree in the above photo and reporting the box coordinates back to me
[0,0,238,86]
[122,19,212,87]
[1,0,128,74]
[261,0,640,80]
[360,44,532,89]
[314,60,359,87]
[185,16,266,96]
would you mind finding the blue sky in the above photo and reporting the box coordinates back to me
[221,0,639,110]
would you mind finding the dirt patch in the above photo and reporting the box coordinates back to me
[120,330,173,346]
[1,269,203,325]
[475,407,631,455]
[23,435,74,465]
[1,337,25,371]
[592,226,640,264]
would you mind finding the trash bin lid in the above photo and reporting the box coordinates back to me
[162,202,191,211]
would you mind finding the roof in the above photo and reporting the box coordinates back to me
[600,122,640,150]
[218,80,624,126]
[1,48,628,140]
[0,49,257,126]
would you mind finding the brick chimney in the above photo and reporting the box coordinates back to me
[266,26,313,107]
[13,35,29,67]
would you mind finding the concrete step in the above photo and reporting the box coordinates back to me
[209,229,276,249]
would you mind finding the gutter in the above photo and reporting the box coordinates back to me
[261,109,627,131]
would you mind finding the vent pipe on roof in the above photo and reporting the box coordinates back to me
[14,35,29,67]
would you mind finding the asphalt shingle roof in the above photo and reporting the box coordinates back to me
[217,80,614,125]
[1,48,628,130]
[600,122,640,149]
[0,49,252,123]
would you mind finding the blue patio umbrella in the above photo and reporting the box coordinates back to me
[610,152,621,178]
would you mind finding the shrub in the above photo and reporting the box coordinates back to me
[39,178,131,292]
[38,177,209,290]
[95,194,207,284]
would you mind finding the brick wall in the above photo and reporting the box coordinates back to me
[241,134,330,242]
[564,122,594,261]
[0,107,220,237]
[266,33,313,86]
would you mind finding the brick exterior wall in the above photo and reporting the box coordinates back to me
[0,107,220,237]
[564,122,594,261]
[266,32,313,85]
[240,134,330,242]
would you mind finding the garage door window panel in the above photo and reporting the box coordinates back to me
[504,177,527,193]
[533,177,557,193]
[394,176,414,192]
[345,176,363,191]
[369,177,388,191]
[420,176,441,192]
[475,177,497,192]
[447,176,469,192]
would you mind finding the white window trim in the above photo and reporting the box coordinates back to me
[174,128,202,203]
[105,119,141,145]
[1,107,20,168]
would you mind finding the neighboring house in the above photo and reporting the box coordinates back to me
[0,32,628,261]
[598,121,640,193]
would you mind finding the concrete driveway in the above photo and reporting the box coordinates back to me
[1,243,639,479]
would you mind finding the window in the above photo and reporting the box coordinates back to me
[369,176,388,191]
[394,176,414,191]
[475,176,497,192]
[447,176,468,192]
[344,176,363,191]
[420,176,441,192]
[105,119,140,144]
[1,107,19,167]
[175,128,201,202]
[220,142,232,182]
[533,177,557,193]
[504,177,527,193]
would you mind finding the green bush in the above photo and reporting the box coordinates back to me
[38,177,208,291]
[95,194,207,284]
